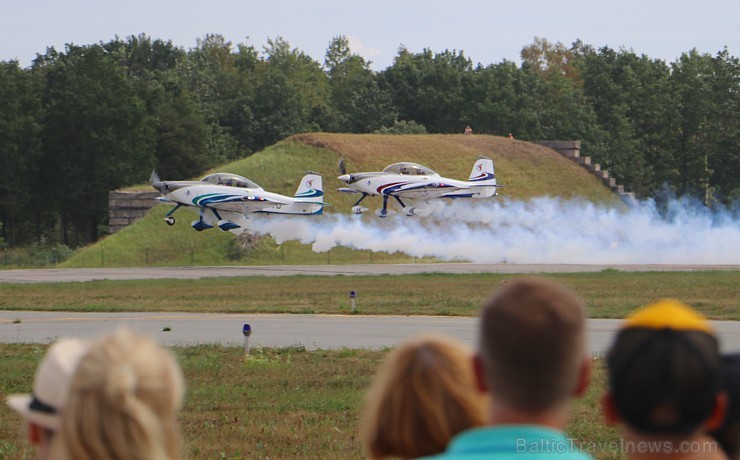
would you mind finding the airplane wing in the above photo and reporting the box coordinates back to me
[390,182,470,199]
[337,187,363,194]
[196,193,293,213]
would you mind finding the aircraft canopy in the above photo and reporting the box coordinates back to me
[201,173,261,189]
[382,162,437,176]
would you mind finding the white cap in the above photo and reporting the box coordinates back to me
[7,338,89,430]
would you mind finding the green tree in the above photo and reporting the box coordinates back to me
[250,37,330,150]
[36,44,154,244]
[153,90,210,179]
[670,49,719,200]
[102,34,184,80]
[0,61,42,245]
[462,60,541,138]
[102,35,213,179]
[175,34,245,163]
[706,49,740,203]
[517,39,606,158]
[577,46,675,196]
[380,47,472,133]
[324,36,395,133]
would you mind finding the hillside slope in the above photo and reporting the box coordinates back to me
[293,133,617,203]
[62,134,620,267]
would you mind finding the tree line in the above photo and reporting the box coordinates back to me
[0,34,738,247]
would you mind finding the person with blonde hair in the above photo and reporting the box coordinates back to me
[360,334,486,459]
[52,328,185,460]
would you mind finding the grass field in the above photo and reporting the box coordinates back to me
[0,271,737,319]
[0,344,622,460]
[0,270,734,458]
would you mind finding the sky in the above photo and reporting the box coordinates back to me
[1,0,738,71]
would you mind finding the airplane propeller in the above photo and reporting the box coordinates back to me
[149,170,161,185]
[150,170,167,194]
[337,156,347,176]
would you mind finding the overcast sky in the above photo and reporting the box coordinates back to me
[2,0,738,70]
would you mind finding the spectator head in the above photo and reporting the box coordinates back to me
[604,299,725,437]
[360,334,486,459]
[6,338,89,456]
[53,328,185,460]
[476,277,589,413]
[709,353,740,459]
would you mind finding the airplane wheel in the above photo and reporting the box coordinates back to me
[165,216,176,226]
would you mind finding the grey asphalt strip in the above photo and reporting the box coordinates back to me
[1,311,739,354]
[0,263,736,283]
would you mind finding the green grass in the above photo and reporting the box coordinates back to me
[60,133,622,268]
[0,344,621,460]
[0,271,737,320]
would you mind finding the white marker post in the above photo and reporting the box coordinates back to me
[242,323,252,355]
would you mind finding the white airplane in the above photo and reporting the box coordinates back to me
[151,171,325,231]
[337,156,501,217]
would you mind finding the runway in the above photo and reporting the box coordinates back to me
[0,262,736,283]
[2,311,739,354]
[1,264,737,353]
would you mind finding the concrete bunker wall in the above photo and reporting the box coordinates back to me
[108,191,159,234]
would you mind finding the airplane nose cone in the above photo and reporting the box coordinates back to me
[337,174,351,183]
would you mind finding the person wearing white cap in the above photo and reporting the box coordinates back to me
[6,338,89,459]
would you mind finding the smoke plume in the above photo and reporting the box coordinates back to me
[241,197,740,264]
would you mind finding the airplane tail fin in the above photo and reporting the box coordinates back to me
[468,156,497,185]
[293,172,324,204]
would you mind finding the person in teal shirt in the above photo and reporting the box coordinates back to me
[423,425,591,459]
[422,277,593,460]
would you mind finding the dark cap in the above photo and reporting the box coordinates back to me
[607,299,721,435]
[709,353,740,458]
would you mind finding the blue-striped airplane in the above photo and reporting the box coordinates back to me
[151,171,325,231]
[337,156,501,217]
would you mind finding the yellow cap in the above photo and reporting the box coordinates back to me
[623,299,714,334]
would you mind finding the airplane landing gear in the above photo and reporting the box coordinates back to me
[376,195,390,218]
[163,204,181,226]
[375,208,388,218]
[393,196,416,217]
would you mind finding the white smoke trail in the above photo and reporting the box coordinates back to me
[241,197,740,264]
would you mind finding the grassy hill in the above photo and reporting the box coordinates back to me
[62,133,620,267]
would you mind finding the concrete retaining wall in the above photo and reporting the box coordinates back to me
[108,191,160,234]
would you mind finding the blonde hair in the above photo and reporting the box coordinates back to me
[53,328,185,460]
[360,335,485,459]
